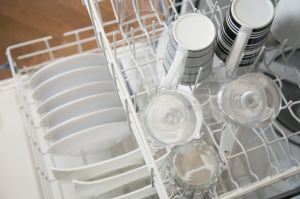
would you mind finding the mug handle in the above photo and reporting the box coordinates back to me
[225,26,252,77]
[163,46,188,89]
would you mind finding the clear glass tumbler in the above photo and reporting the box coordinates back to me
[210,73,281,127]
[168,140,220,196]
[142,90,202,147]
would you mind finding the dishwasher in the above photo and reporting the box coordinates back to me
[2,0,300,198]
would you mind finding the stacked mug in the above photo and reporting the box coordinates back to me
[163,13,216,86]
[215,0,274,67]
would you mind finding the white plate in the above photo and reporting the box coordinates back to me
[32,66,111,101]
[37,81,115,115]
[44,107,126,141]
[40,92,121,128]
[112,185,156,199]
[48,122,130,155]
[51,148,143,182]
[30,53,106,89]
[73,154,167,198]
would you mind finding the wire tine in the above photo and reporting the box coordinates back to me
[131,0,157,60]
[193,66,203,94]
[119,28,152,97]
[216,1,223,23]
[148,0,167,28]
[131,0,149,36]
[272,122,300,165]
[98,32,110,66]
[210,1,218,20]
[252,128,280,174]
[75,32,83,53]
[44,39,54,60]
[187,0,197,12]
[281,100,293,110]
[125,99,133,133]
[274,74,283,89]
[276,87,299,125]
[130,27,136,59]
[279,41,300,87]
[287,101,300,124]
[206,0,221,26]
[268,124,300,175]
[110,63,119,94]
[267,39,288,67]
[260,127,283,170]
[152,21,157,52]
[110,0,119,22]
[249,46,266,72]
[287,38,300,60]
[113,32,117,61]
[228,126,260,182]
[169,0,179,17]
[134,91,138,112]
[150,167,155,187]
[280,43,290,66]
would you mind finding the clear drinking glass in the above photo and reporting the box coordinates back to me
[168,140,220,196]
[210,73,281,127]
[142,90,202,147]
[211,75,267,127]
[240,73,282,127]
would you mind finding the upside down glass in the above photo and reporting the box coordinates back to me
[210,73,281,127]
[168,140,220,197]
[142,90,202,147]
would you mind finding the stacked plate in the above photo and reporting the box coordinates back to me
[30,53,159,198]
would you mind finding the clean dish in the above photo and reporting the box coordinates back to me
[163,13,215,87]
[48,122,130,155]
[73,154,167,198]
[112,185,156,199]
[37,81,115,115]
[44,107,126,141]
[168,140,220,192]
[40,92,121,128]
[142,90,202,147]
[51,148,143,182]
[215,0,274,68]
[32,66,111,101]
[30,53,106,89]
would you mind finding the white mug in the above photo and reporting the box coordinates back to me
[163,13,216,88]
[271,0,300,47]
[215,0,274,77]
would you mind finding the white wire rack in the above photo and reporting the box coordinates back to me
[5,0,300,198]
[6,27,102,199]
[83,0,300,198]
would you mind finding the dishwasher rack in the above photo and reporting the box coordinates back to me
[5,0,300,198]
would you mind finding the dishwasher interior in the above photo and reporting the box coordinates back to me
[3,0,300,198]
